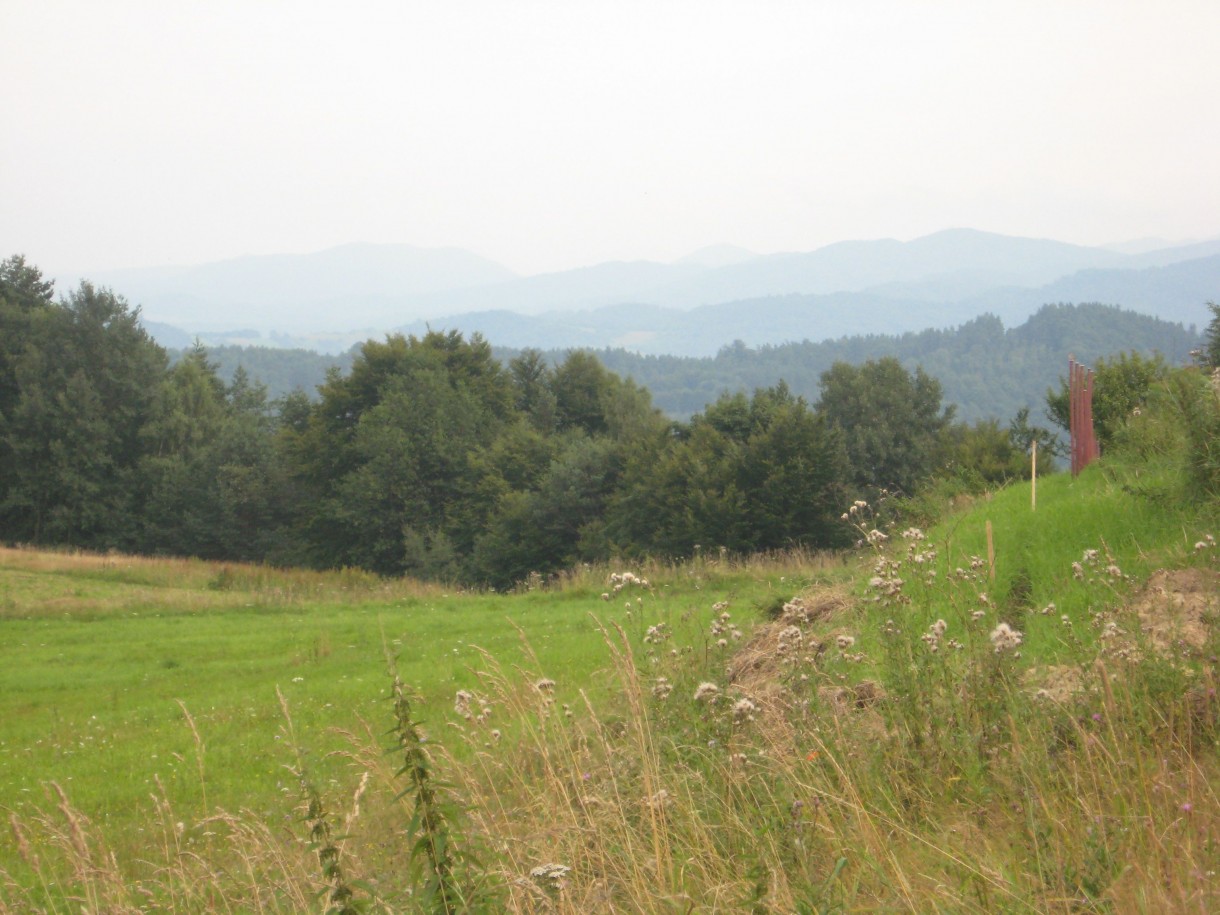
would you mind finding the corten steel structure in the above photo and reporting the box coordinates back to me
[1068,355,1100,476]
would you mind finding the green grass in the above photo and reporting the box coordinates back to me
[0,548,832,865]
[1,457,1218,912]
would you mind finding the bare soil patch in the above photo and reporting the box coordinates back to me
[1132,567,1219,654]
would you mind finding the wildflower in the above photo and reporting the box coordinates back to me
[900,527,926,541]
[732,697,758,721]
[777,625,803,658]
[835,634,856,650]
[652,677,673,700]
[989,622,1023,653]
[865,529,888,545]
[921,619,947,652]
[693,682,720,702]
[646,789,672,810]
[454,689,474,719]
[644,622,670,644]
[1072,561,1085,580]
[534,678,556,693]
[971,610,986,621]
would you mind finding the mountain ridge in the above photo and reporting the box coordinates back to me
[48,228,1219,351]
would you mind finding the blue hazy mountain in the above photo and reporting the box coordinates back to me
[91,229,1220,353]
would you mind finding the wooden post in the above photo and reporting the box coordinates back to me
[1068,355,1078,476]
[986,520,996,583]
[1031,439,1037,511]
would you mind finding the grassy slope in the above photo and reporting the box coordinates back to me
[0,549,826,862]
[1,458,1218,912]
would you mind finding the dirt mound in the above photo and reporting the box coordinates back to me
[726,586,852,689]
[1132,568,1219,654]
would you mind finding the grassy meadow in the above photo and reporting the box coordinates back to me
[2,455,1220,912]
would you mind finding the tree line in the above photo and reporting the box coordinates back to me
[2,255,1081,588]
[182,303,1200,428]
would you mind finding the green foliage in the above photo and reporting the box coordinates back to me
[1204,301,1220,369]
[582,303,1201,423]
[1163,367,1220,497]
[389,672,496,913]
[0,281,167,547]
[1046,350,1169,450]
[606,385,850,559]
[818,357,953,494]
[288,330,516,577]
[934,411,1057,489]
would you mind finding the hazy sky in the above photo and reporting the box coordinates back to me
[4,0,1219,277]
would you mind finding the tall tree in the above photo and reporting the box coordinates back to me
[607,385,849,559]
[0,281,166,546]
[0,256,57,518]
[1202,302,1220,370]
[817,357,953,495]
[285,330,518,576]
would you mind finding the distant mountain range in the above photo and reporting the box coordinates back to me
[55,228,1220,356]
[399,249,1220,357]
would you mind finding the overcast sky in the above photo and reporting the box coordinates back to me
[4,0,1219,277]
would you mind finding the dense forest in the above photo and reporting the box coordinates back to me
[1,255,1201,588]
[178,303,1199,424]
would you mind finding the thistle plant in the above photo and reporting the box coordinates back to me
[388,671,492,914]
[302,781,364,915]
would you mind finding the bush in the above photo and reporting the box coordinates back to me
[1166,367,1220,497]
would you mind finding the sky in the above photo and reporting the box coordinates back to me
[4,0,1220,277]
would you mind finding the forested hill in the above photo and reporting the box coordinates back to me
[585,303,1201,422]
[182,303,1201,424]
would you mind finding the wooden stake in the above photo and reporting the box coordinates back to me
[1031,439,1037,511]
[986,520,996,583]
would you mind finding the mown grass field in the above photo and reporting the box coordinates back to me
[2,455,1219,912]
[0,543,841,905]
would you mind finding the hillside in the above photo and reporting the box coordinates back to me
[182,303,1202,424]
[3,421,1218,910]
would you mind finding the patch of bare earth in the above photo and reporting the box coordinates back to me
[1131,568,1219,654]
[726,586,885,740]
[1025,568,1219,702]
[1023,664,1094,704]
